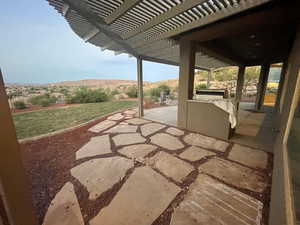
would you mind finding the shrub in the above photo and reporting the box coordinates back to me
[68,88,109,104]
[29,94,57,106]
[14,101,26,109]
[150,87,161,98]
[126,86,138,98]
[195,83,207,91]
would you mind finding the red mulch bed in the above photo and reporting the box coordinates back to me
[20,116,107,224]
[12,104,73,114]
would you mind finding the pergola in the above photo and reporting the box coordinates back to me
[1,1,300,225]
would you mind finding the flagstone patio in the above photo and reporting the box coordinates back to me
[41,109,272,225]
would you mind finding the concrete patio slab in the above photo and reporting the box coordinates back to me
[179,146,216,162]
[89,167,181,225]
[184,133,229,152]
[76,135,111,159]
[118,144,157,162]
[125,118,150,125]
[140,123,166,136]
[113,133,146,146]
[150,133,184,150]
[42,182,84,225]
[199,157,267,193]
[71,157,134,200]
[105,124,138,133]
[166,127,184,136]
[170,174,263,225]
[107,113,124,121]
[88,120,116,133]
[228,144,268,169]
[147,152,194,183]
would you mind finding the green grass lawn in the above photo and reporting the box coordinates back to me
[13,100,137,139]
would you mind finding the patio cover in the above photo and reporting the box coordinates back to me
[47,0,271,69]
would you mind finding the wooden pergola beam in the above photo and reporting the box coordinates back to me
[105,0,141,25]
[255,63,271,111]
[140,55,210,71]
[62,0,139,57]
[137,57,144,117]
[124,0,207,39]
[180,3,300,43]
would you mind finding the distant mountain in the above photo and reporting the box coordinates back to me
[49,79,143,89]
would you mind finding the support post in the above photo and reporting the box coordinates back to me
[137,57,144,117]
[236,65,246,110]
[255,63,271,111]
[0,69,37,225]
[207,68,213,88]
[177,40,195,128]
[275,61,288,113]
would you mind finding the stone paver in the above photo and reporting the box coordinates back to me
[170,174,263,225]
[125,118,150,125]
[140,123,166,136]
[123,109,137,115]
[147,152,194,183]
[166,127,184,136]
[118,144,157,162]
[113,133,146,146]
[151,133,184,150]
[42,182,84,225]
[229,144,268,169]
[76,135,111,160]
[90,167,181,225]
[179,146,216,162]
[88,120,116,133]
[107,113,124,121]
[71,157,134,200]
[184,133,229,152]
[105,124,137,133]
[199,157,267,192]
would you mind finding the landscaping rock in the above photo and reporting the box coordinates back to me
[123,110,137,115]
[147,152,194,183]
[89,167,180,225]
[118,144,157,162]
[88,120,116,133]
[113,133,146,146]
[179,146,216,162]
[71,157,134,200]
[165,127,184,136]
[170,174,263,225]
[105,124,137,133]
[140,123,166,136]
[228,144,268,169]
[125,118,150,125]
[107,113,124,121]
[42,182,84,225]
[76,135,111,159]
[183,133,229,152]
[150,133,184,150]
[199,157,267,192]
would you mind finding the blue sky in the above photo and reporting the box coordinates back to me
[0,0,179,84]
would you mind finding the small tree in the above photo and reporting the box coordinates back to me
[126,85,138,98]
[195,83,207,91]
[158,84,171,95]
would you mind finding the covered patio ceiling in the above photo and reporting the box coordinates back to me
[47,0,273,70]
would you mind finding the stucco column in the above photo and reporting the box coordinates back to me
[137,57,144,117]
[0,69,37,225]
[269,26,300,225]
[236,65,246,110]
[177,40,195,128]
[207,68,213,88]
[255,63,271,111]
[274,61,288,113]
